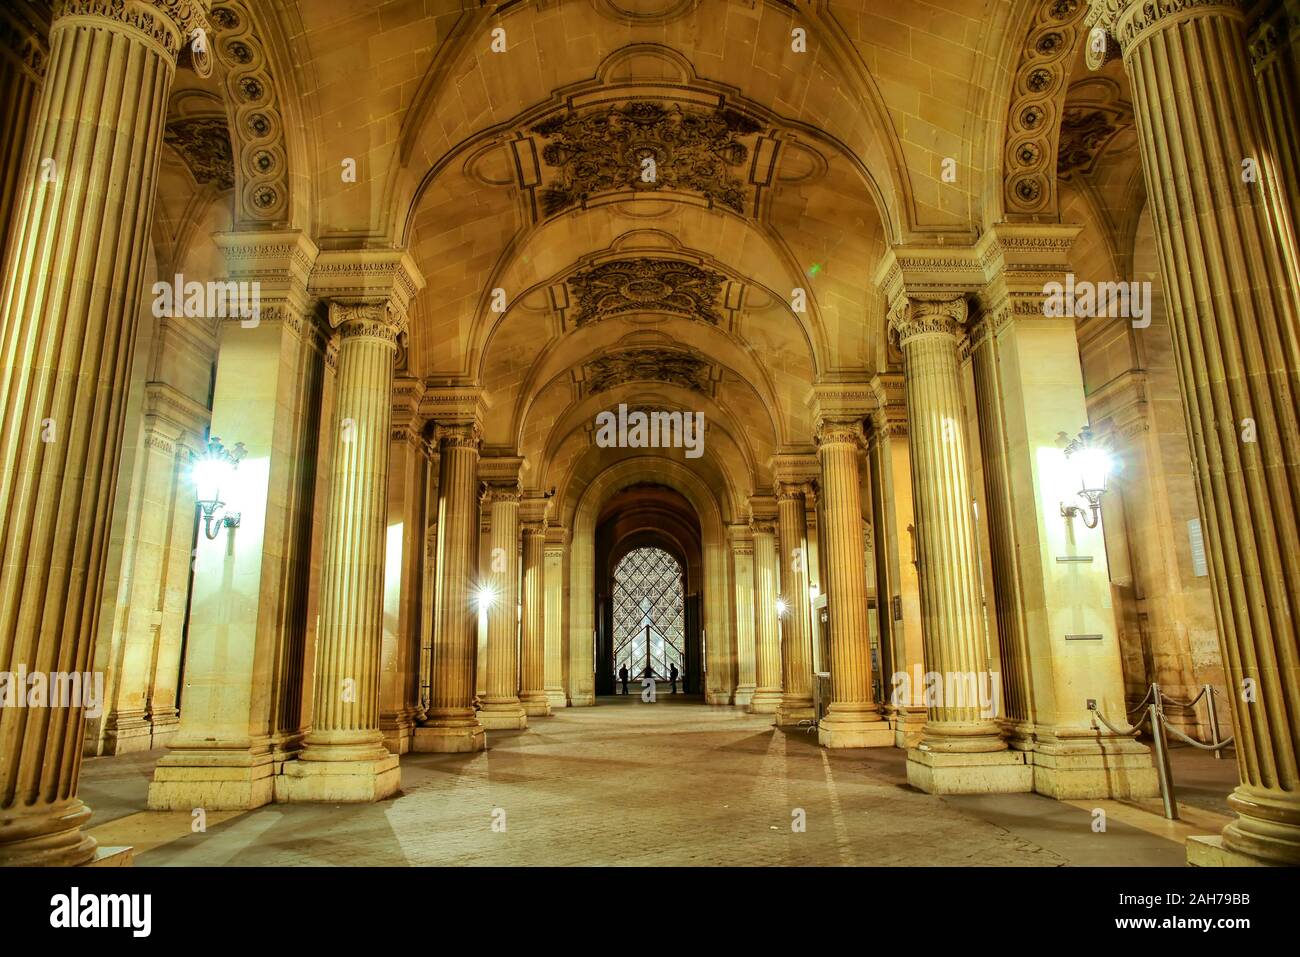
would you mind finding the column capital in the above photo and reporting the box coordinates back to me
[728,523,754,552]
[519,490,552,528]
[888,296,968,346]
[433,421,482,450]
[53,0,211,62]
[328,299,406,344]
[484,483,522,506]
[1087,0,1245,54]
[774,482,806,504]
[750,518,777,536]
[770,451,819,490]
[391,375,427,443]
[543,525,568,552]
[815,415,866,450]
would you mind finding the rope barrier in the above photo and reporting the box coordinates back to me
[1125,684,1155,715]
[1161,714,1234,752]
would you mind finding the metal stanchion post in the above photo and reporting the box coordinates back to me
[1148,703,1179,820]
[1205,684,1222,759]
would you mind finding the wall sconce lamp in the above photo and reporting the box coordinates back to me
[1060,426,1113,529]
[193,436,245,540]
[775,597,790,619]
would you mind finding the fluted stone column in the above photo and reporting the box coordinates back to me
[479,485,526,729]
[816,417,892,748]
[867,380,927,747]
[414,424,487,752]
[749,516,783,713]
[775,483,815,726]
[519,517,550,717]
[278,301,403,803]
[543,526,567,709]
[729,525,757,707]
[379,382,426,755]
[1090,0,1300,866]
[891,298,1029,793]
[0,0,207,867]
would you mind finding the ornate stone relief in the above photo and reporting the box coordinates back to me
[1003,0,1088,214]
[569,258,725,325]
[164,117,236,189]
[583,347,710,394]
[209,1,289,223]
[1057,77,1134,178]
[531,101,762,216]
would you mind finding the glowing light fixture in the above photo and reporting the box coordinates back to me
[775,597,790,619]
[474,584,498,615]
[193,436,245,540]
[1060,426,1113,529]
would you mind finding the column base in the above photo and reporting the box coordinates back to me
[478,703,528,729]
[102,713,155,755]
[818,714,894,749]
[413,723,486,753]
[775,703,815,727]
[705,690,732,705]
[148,747,275,810]
[733,683,756,707]
[748,689,782,714]
[380,714,416,754]
[150,715,180,750]
[888,707,927,749]
[276,753,400,803]
[0,799,96,867]
[569,692,596,707]
[1187,834,1278,867]
[520,693,552,717]
[906,748,1032,794]
[545,689,568,709]
[1027,736,1158,800]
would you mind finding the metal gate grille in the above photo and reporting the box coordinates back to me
[612,547,685,681]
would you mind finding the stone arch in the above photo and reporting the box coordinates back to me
[567,456,734,706]
[208,0,309,229]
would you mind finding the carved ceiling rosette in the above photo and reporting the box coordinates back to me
[583,347,710,395]
[569,258,725,325]
[531,101,762,216]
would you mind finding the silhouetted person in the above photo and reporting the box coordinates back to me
[619,663,629,695]
[669,662,679,695]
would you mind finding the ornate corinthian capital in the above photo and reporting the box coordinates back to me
[328,300,407,344]
[53,0,212,60]
[815,415,865,449]
[1086,0,1244,53]
[888,296,968,345]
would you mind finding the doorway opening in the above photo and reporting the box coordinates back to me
[594,483,703,696]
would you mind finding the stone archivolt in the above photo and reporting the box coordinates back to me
[531,100,762,215]
[569,258,725,325]
[583,347,710,395]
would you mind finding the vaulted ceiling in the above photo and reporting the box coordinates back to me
[149,0,1147,515]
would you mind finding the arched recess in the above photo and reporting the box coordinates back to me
[595,485,703,696]
[568,456,734,707]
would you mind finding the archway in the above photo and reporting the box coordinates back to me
[594,484,703,696]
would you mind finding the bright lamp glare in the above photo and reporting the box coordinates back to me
[775,598,789,618]
[193,457,233,503]
[1075,447,1112,495]
[474,585,498,614]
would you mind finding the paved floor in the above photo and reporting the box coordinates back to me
[79,697,1235,866]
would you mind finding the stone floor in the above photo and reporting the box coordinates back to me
[79,697,1238,866]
